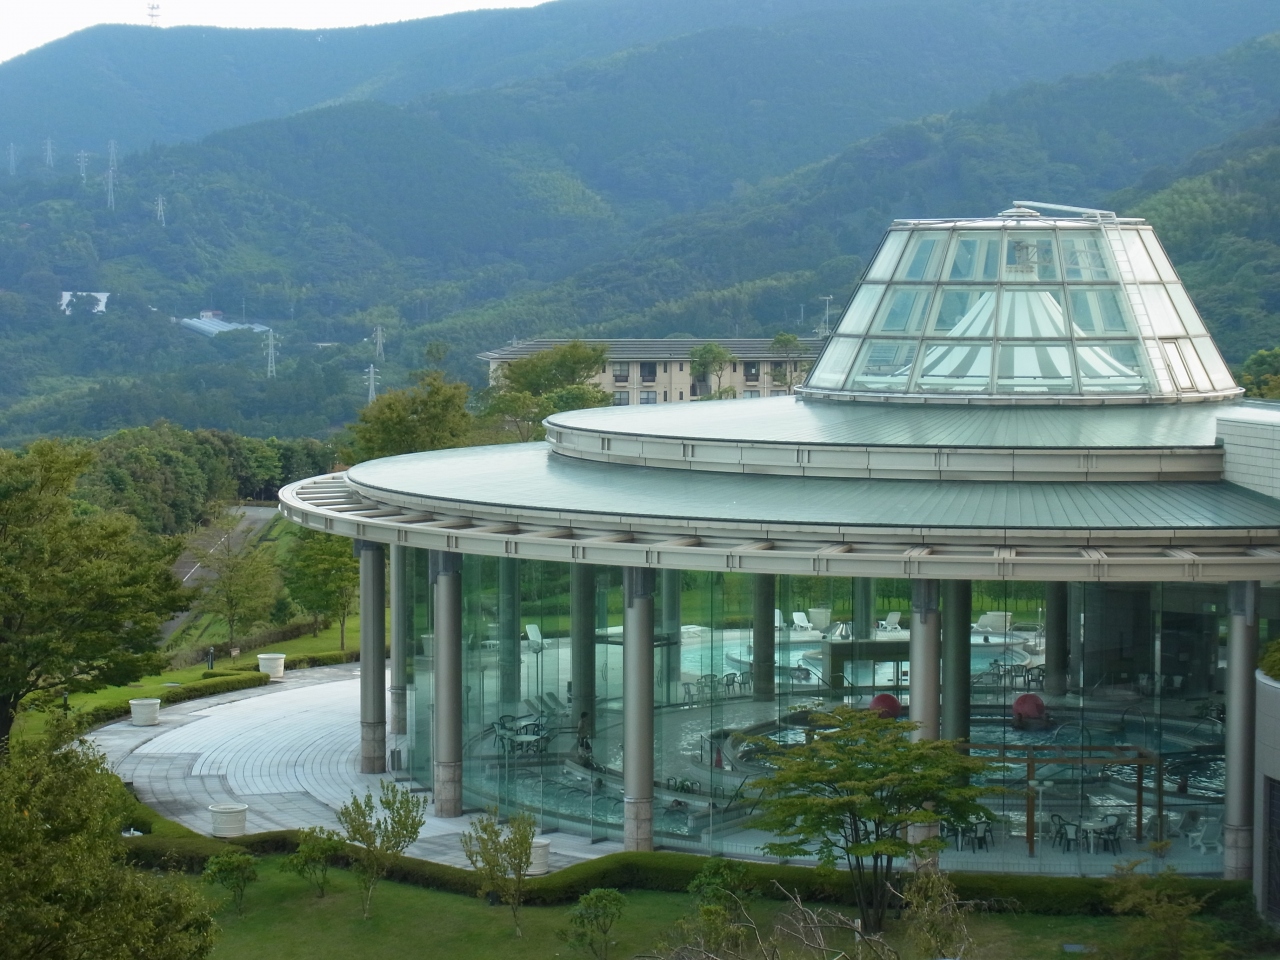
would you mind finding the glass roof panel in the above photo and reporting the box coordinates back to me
[1140,229,1180,282]
[1068,287,1131,335]
[871,287,932,334]
[996,343,1075,393]
[1140,284,1186,337]
[895,231,949,281]
[1077,341,1149,393]
[944,232,1001,281]
[1061,232,1113,281]
[928,288,996,336]
[846,340,917,392]
[864,230,908,281]
[1003,232,1058,281]
[915,342,992,393]
[999,287,1066,337]
[808,336,859,389]
[804,211,1240,403]
[836,284,885,335]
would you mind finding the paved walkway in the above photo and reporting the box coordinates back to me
[92,663,622,871]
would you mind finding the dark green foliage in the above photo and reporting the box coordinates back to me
[203,850,259,915]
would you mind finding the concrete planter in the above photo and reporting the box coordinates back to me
[257,653,286,680]
[807,607,832,632]
[128,698,161,726]
[528,838,552,876]
[209,802,249,837]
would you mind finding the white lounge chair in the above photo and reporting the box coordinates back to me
[774,609,784,629]
[973,612,1011,633]
[793,611,813,631]
[525,623,545,652]
[877,611,902,630]
[1189,818,1223,854]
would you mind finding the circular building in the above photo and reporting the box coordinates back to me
[280,202,1280,884]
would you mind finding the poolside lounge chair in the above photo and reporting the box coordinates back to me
[525,623,545,652]
[793,611,814,631]
[1189,819,1223,854]
[878,611,902,630]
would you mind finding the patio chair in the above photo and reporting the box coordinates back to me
[1050,813,1068,849]
[737,668,753,692]
[1059,822,1081,853]
[1189,819,1223,854]
[525,623,545,653]
[793,611,814,631]
[683,682,698,704]
[878,611,902,630]
[1027,665,1045,689]
[1009,664,1028,688]
[722,672,738,695]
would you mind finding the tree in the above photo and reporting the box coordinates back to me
[195,513,278,652]
[751,707,993,932]
[1241,346,1280,398]
[344,370,472,464]
[0,440,189,743]
[461,810,537,937]
[1104,862,1222,960]
[482,341,611,440]
[0,718,216,959]
[770,332,808,393]
[690,342,737,399]
[281,826,346,898]
[203,851,259,916]
[282,529,359,649]
[558,888,627,960]
[336,781,428,919]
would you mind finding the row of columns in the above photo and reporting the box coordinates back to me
[355,555,1259,870]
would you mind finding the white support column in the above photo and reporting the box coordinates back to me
[433,551,464,818]
[623,567,655,852]
[910,579,941,741]
[1226,580,1259,880]
[358,540,387,774]
[389,545,408,737]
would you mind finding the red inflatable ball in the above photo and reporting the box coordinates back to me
[868,693,902,719]
[1012,693,1046,722]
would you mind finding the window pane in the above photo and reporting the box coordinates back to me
[1161,340,1194,391]
[914,342,992,393]
[807,336,858,389]
[1060,231,1113,281]
[944,232,1001,281]
[1120,228,1160,281]
[1077,341,1149,393]
[1003,232,1058,281]
[846,340,918,392]
[1177,339,1213,393]
[865,230,909,281]
[872,287,933,333]
[929,287,996,336]
[996,343,1075,392]
[836,284,885,335]
[1166,284,1208,336]
[1190,337,1238,392]
[999,287,1066,337]
[1141,284,1185,336]
[1140,229,1180,282]
[895,231,948,281]
[1068,287,1130,335]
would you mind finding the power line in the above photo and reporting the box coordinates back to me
[76,150,88,183]
[6,144,14,176]
[107,140,117,172]
[147,3,160,26]
[373,324,385,362]
[43,139,53,169]
[155,194,166,226]
[365,364,379,405]
[105,167,115,210]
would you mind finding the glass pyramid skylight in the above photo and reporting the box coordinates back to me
[799,203,1241,404]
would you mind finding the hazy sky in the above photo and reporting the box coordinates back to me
[0,0,547,65]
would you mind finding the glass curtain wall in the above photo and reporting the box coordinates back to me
[405,549,1247,875]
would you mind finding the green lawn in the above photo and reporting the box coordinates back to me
[203,856,1133,960]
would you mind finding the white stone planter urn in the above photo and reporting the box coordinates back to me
[528,838,552,876]
[128,698,161,726]
[257,653,286,680]
[209,803,249,837]
[808,607,832,632]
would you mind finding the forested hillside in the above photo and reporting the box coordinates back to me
[3,0,1278,155]
[7,27,1280,441]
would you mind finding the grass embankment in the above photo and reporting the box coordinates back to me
[202,856,1126,960]
[12,613,363,742]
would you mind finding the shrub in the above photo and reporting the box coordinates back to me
[203,850,259,915]
[200,670,239,679]
[124,835,231,872]
[281,827,347,897]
